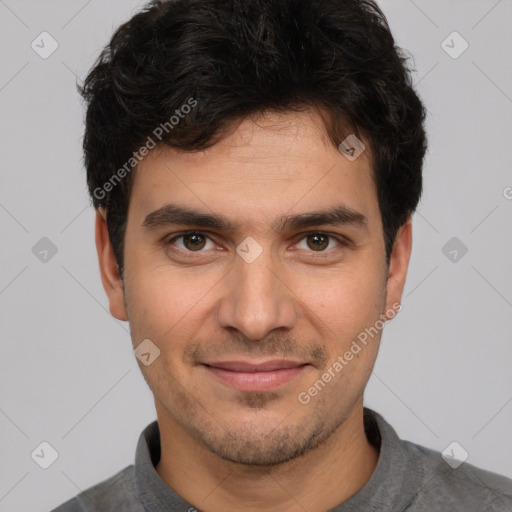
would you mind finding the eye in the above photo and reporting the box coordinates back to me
[166,230,346,257]
[295,232,344,253]
[167,231,216,252]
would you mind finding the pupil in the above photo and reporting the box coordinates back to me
[309,234,328,251]
[185,233,205,250]
[183,234,328,252]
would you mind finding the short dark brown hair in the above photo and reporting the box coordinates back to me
[79,0,427,278]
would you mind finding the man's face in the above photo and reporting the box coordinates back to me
[99,110,409,466]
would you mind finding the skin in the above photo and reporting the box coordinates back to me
[96,109,412,512]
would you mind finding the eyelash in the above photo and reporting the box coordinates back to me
[165,230,348,258]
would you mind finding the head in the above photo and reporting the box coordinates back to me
[84,0,426,466]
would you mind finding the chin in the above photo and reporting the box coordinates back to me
[189,413,330,467]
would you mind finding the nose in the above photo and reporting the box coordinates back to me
[215,246,298,341]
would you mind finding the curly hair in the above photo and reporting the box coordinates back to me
[79,0,427,279]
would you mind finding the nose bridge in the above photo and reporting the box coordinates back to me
[216,240,297,340]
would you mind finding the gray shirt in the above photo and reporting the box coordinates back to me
[50,408,512,511]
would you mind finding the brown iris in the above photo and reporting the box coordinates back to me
[183,233,207,251]
[306,233,329,251]
[180,232,330,252]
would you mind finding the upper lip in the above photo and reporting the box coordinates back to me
[202,360,307,372]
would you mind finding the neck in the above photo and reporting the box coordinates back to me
[155,400,379,512]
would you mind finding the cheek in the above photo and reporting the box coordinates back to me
[299,265,386,339]
[124,261,219,348]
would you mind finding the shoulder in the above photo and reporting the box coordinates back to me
[403,440,512,511]
[50,465,141,512]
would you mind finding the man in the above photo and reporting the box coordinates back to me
[52,0,512,510]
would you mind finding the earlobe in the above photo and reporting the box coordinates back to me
[95,208,128,321]
[384,217,412,318]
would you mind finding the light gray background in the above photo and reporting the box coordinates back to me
[0,1,511,511]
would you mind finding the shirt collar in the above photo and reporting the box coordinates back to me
[330,407,423,511]
[134,407,422,512]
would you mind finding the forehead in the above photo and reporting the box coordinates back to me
[129,110,379,231]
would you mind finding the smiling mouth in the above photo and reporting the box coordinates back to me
[201,359,310,392]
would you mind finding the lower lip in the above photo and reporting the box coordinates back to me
[202,365,308,392]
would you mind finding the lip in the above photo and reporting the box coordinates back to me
[201,359,309,392]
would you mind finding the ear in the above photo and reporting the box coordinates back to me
[384,217,412,318]
[95,208,128,321]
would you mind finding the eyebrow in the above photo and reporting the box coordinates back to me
[142,203,368,233]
